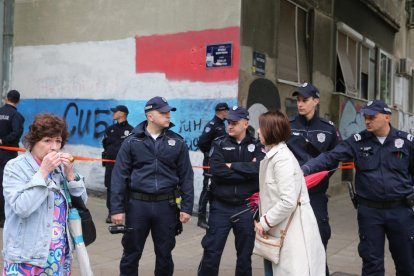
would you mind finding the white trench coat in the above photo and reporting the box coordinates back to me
[258,142,326,275]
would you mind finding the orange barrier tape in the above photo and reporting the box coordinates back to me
[0,145,356,169]
[0,145,27,152]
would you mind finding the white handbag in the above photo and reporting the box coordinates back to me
[253,196,300,264]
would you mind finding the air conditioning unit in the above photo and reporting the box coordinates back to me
[397,58,413,76]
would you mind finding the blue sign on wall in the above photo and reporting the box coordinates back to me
[206,43,232,68]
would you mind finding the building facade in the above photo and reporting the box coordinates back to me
[3,0,413,200]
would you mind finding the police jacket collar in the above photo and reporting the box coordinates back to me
[131,120,175,136]
[213,115,225,123]
[359,125,395,142]
[117,120,129,127]
[297,113,319,126]
[227,131,255,145]
[5,103,17,110]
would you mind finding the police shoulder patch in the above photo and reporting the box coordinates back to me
[320,117,335,127]
[209,121,215,125]
[213,135,225,141]
[397,131,414,142]
[166,131,184,141]
[353,133,361,142]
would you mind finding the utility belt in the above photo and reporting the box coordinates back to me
[357,196,406,209]
[213,195,246,206]
[129,191,177,202]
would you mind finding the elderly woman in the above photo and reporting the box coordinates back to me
[255,111,325,275]
[2,113,87,275]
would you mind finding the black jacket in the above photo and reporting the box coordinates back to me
[110,121,194,214]
[102,120,133,161]
[0,104,24,164]
[209,133,265,204]
[287,114,339,194]
[197,115,226,154]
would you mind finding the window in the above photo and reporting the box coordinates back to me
[336,23,376,100]
[379,50,394,105]
[277,0,309,84]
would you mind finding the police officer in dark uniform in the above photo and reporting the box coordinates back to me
[198,106,265,276]
[197,102,229,229]
[102,105,133,223]
[302,99,414,276]
[286,83,339,275]
[0,90,24,227]
[111,96,194,276]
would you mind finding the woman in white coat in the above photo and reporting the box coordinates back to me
[255,111,326,275]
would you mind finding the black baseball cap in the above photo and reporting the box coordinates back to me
[110,105,129,114]
[226,106,250,121]
[361,100,392,116]
[144,96,176,113]
[292,83,320,98]
[215,102,229,111]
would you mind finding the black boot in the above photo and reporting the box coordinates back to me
[197,214,209,229]
[106,214,112,224]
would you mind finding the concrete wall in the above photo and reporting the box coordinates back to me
[11,0,242,209]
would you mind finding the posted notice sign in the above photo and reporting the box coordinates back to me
[206,43,232,68]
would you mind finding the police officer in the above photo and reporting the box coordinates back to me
[302,99,414,276]
[102,105,133,223]
[286,82,339,275]
[0,90,24,227]
[197,102,229,229]
[198,106,265,276]
[111,96,194,276]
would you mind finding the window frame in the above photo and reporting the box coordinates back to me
[378,49,395,105]
[336,23,376,100]
[277,0,310,86]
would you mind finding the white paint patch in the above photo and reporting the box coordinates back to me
[247,103,268,132]
[12,38,237,100]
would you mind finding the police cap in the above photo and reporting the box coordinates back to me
[110,105,129,114]
[144,96,176,113]
[226,106,249,121]
[361,99,392,116]
[292,83,320,98]
[215,102,229,111]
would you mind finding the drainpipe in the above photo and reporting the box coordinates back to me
[2,0,13,100]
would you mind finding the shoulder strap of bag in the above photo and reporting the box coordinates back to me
[61,171,81,208]
[279,191,301,246]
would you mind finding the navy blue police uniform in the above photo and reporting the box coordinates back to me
[198,107,265,276]
[287,114,339,249]
[287,83,339,252]
[197,103,228,222]
[0,93,24,224]
[102,105,133,218]
[111,97,194,276]
[302,100,414,276]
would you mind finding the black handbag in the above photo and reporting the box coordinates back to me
[63,176,97,246]
[70,195,97,246]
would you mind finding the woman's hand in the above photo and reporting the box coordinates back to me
[39,151,62,179]
[60,152,75,181]
[255,220,265,237]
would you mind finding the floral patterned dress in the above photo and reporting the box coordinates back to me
[3,192,71,276]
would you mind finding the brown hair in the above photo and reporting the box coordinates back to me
[23,113,69,150]
[259,111,291,145]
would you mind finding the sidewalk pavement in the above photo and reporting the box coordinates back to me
[1,193,395,275]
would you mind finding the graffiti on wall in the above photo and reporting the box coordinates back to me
[398,111,414,134]
[338,100,365,140]
[19,98,236,150]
